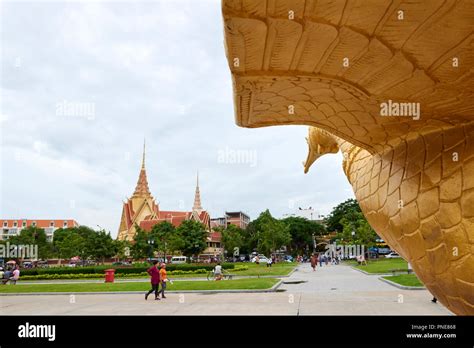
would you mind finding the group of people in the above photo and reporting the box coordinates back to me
[253,255,276,267]
[145,261,169,301]
[0,265,20,285]
[309,253,341,271]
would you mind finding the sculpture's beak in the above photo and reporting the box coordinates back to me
[303,127,340,174]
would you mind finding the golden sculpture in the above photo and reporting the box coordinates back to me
[222,0,474,315]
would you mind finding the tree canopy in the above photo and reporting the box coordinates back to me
[324,198,362,233]
[176,220,208,258]
[281,216,326,255]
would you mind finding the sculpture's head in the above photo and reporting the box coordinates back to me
[221,0,474,315]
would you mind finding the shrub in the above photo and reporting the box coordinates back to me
[19,265,247,280]
[20,263,236,276]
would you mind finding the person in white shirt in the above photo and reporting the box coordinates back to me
[266,257,272,268]
[214,263,223,281]
[5,266,20,285]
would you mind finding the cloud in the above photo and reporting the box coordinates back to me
[0,0,354,237]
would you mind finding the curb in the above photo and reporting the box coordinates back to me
[350,266,391,276]
[0,280,284,296]
[379,276,426,290]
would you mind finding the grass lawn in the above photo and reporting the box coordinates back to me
[20,262,297,281]
[382,274,424,287]
[346,258,408,274]
[0,278,279,293]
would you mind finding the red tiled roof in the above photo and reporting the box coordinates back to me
[209,232,222,242]
[139,209,214,231]
[139,213,190,230]
[159,211,189,218]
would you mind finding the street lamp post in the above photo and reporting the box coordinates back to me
[147,239,155,261]
[163,240,167,264]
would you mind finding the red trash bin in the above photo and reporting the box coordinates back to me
[104,269,115,283]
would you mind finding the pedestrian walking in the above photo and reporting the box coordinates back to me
[157,263,168,299]
[266,257,272,268]
[145,261,160,300]
[310,254,317,271]
[3,265,20,285]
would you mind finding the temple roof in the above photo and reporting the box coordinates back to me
[192,171,203,213]
[132,140,152,197]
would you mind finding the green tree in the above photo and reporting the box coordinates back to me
[338,212,378,247]
[150,221,176,261]
[114,239,132,261]
[131,225,150,260]
[221,224,244,259]
[9,226,52,259]
[55,233,87,259]
[325,199,361,233]
[176,220,208,259]
[89,230,117,264]
[249,210,291,255]
[259,215,291,255]
[52,227,73,263]
[282,216,326,256]
[76,226,97,260]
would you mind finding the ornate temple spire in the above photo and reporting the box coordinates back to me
[192,171,203,214]
[141,138,146,169]
[133,140,151,197]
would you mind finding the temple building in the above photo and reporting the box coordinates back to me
[117,144,216,257]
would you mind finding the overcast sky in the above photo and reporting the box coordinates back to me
[0,0,354,238]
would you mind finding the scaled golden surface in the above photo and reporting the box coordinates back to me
[222,0,474,315]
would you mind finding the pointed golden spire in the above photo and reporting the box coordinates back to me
[141,138,146,169]
[133,141,151,197]
[192,171,203,213]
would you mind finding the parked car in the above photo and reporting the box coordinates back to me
[112,261,131,266]
[283,255,294,262]
[36,260,49,268]
[170,256,187,264]
[251,255,269,263]
[79,260,97,266]
[385,252,401,258]
[21,261,33,269]
[377,247,392,255]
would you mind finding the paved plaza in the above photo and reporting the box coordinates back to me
[0,264,451,315]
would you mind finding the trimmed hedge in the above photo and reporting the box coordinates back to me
[20,263,236,276]
[20,265,249,280]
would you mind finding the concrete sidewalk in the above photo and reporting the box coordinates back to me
[0,263,452,315]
